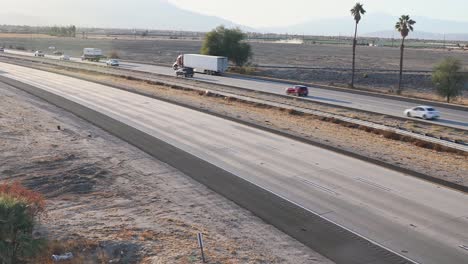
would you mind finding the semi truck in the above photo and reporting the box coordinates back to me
[81,48,103,62]
[173,54,229,75]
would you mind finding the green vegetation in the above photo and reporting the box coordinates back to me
[49,25,76,37]
[395,15,416,94]
[350,2,366,88]
[0,182,46,264]
[108,51,120,59]
[201,26,252,66]
[432,58,467,103]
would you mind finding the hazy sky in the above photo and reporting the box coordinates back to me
[169,0,467,27]
[2,0,468,28]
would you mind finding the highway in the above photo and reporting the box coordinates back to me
[3,49,468,130]
[1,61,467,263]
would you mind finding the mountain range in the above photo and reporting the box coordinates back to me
[0,0,251,32]
[262,13,468,40]
[1,1,467,40]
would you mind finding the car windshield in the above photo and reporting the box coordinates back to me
[426,108,436,111]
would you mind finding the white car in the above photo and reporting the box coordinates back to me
[106,59,119,66]
[404,106,440,120]
[34,50,45,57]
[59,55,70,61]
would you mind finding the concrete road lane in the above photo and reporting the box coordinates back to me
[3,49,467,130]
[0,62,467,264]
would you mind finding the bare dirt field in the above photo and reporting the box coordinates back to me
[0,83,332,263]
[1,33,468,97]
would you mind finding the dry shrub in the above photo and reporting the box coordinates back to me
[0,181,45,216]
[382,130,402,140]
[108,51,120,59]
[433,144,444,152]
[414,140,433,149]
[33,240,97,264]
[288,109,303,116]
[343,123,359,129]
[331,118,342,124]
[224,97,237,102]
[125,76,137,81]
[254,103,271,108]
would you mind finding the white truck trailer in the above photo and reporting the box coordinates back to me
[81,48,103,62]
[173,54,229,75]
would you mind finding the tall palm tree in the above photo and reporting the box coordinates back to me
[395,15,416,94]
[350,2,366,88]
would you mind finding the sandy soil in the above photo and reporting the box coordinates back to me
[1,34,467,100]
[0,84,332,263]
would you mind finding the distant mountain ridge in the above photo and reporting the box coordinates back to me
[0,0,252,32]
[261,13,468,40]
[1,3,468,41]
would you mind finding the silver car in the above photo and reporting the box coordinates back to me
[404,106,440,120]
[106,59,119,66]
[59,55,70,61]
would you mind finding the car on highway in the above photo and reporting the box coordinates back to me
[175,67,194,78]
[285,85,309,97]
[34,50,45,57]
[404,106,440,120]
[106,59,119,67]
[0,47,4,52]
[59,55,70,61]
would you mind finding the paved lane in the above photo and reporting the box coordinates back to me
[1,62,467,264]
[3,49,467,130]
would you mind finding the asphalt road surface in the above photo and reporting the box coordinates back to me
[0,62,467,264]
[3,49,467,130]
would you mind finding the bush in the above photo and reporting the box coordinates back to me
[0,182,45,264]
[229,66,256,75]
[432,58,466,103]
[108,51,120,59]
[201,26,252,66]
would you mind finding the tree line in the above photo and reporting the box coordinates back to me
[48,25,76,37]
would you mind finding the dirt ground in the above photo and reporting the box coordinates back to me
[1,34,468,97]
[0,84,333,263]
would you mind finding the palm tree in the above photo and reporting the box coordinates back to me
[350,2,366,88]
[395,15,416,94]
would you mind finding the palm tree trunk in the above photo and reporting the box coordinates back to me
[398,37,405,94]
[351,22,358,88]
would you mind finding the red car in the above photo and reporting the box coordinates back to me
[285,85,309,97]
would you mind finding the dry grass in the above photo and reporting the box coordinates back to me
[31,239,100,264]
